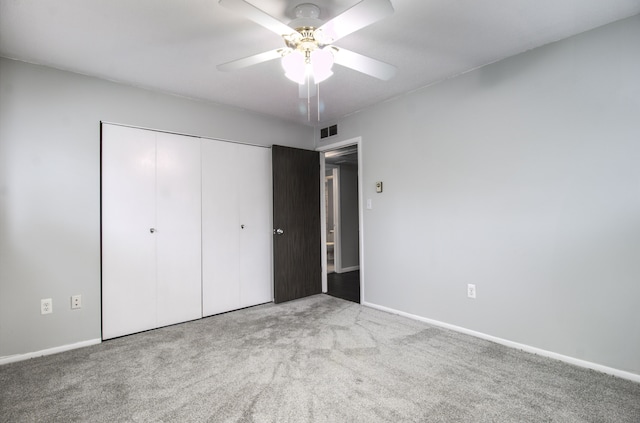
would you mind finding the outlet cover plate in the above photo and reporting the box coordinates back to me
[41,298,53,314]
[467,284,476,299]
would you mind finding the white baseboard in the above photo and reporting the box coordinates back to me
[337,265,359,273]
[0,338,102,366]
[362,301,640,384]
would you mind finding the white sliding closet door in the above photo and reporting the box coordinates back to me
[102,125,157,338]
[202,140,272,316]
[201,141,241,315]
[238,144,272,308]
[155,132,202,327]
[102,125,201,340]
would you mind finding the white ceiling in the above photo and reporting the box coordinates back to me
[1,0,639,126]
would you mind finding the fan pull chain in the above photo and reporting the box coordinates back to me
[307,74,311,122]
[317,82,320,122]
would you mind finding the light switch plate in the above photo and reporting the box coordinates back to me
[376,181,383,193]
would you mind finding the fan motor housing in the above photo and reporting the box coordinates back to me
[289,3,322,29]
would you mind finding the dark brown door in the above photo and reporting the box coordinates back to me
[272,145,321,303]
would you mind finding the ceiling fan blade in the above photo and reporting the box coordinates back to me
[217,48,284,72]
[316,0,394,44]
[219,0,294,36]
[333,47,396,80]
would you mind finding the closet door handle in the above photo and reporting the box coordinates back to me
[150,228,156,233]
[274,228,284,235]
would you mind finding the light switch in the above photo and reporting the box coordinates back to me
[376,181,383,193]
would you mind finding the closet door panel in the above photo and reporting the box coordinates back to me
[202,140,241,316]
[101,125,157,340]
[156,133,203,326]
[238,144,273,307]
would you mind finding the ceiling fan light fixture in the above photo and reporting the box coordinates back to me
[282,46,334,85]
[282,50,307,84]
[311,47,334,83]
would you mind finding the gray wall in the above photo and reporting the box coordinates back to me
[0,58,312,358]
[318,15,640,375]
[338,164,359,269]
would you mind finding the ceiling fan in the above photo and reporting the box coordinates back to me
[217,0,397,86]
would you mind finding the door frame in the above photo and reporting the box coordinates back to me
[325,165,341,273]
[317,137,364,300]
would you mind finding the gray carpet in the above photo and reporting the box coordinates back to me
[1,294,639,422]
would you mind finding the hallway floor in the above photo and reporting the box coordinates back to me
[327,270,360,303]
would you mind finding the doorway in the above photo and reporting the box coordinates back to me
[321,142,361,303]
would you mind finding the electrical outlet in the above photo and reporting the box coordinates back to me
[71,295,82,309]
[467,284,476,299]
[41,298,53,314]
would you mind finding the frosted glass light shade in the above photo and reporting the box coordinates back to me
[311,48,334,83]
[282,51,306,84]
[282,48,334,85]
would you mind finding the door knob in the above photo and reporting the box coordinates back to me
[150,228,156,233]
[274,228,284,235]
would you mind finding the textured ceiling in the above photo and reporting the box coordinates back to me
[1,0,639,126]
